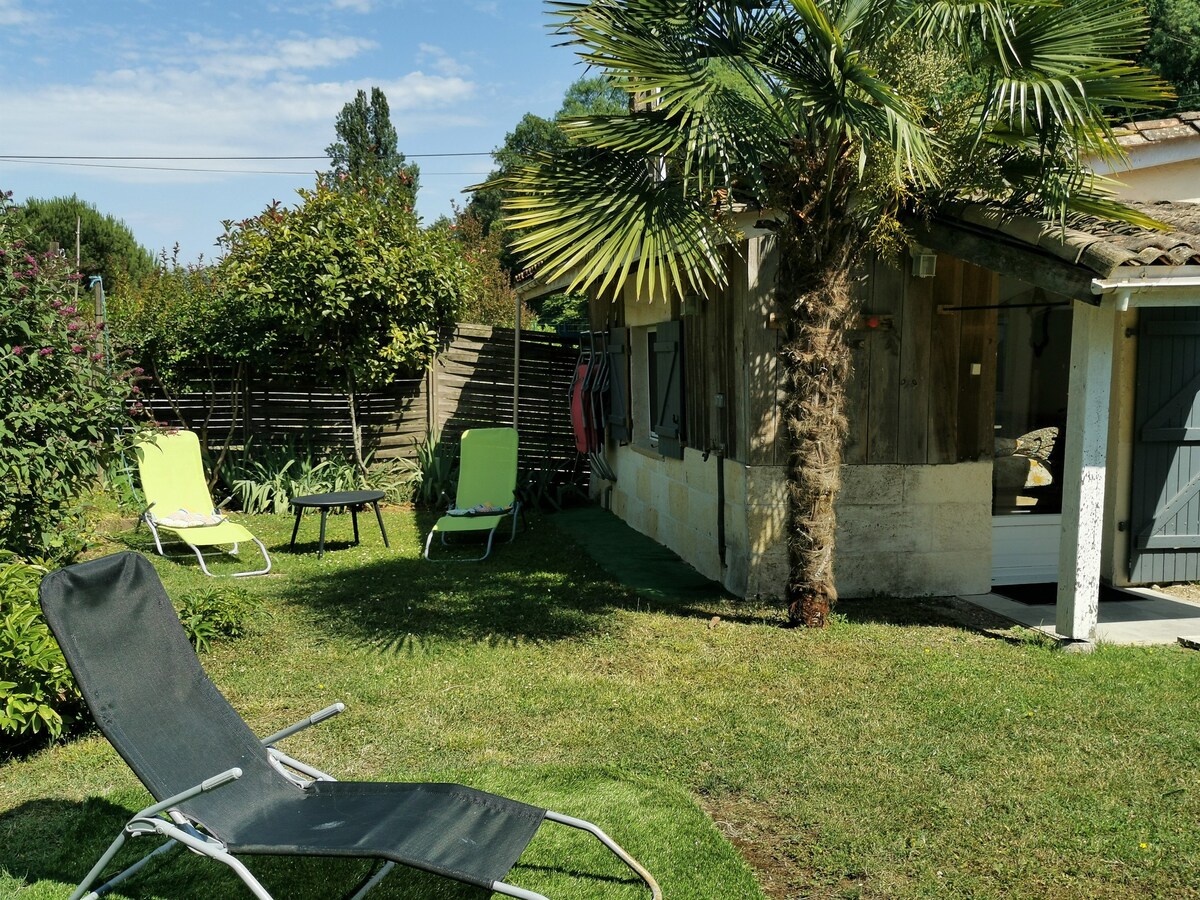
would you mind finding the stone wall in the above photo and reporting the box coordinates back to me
[609,445,730,587]
[606,446,992,600]
[834,462,993,597]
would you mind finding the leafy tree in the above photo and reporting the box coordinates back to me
[465,74,628,256]
[533,291,589,332]
[219,176,472,469]
[1141,0,1200,109]
[326,87,419,203]
[107,250,275,480]
[0,191,145,561]
[493,0,1167,626]
[435,208,535,327]
[18,195,155,289]
[558,73,629,118]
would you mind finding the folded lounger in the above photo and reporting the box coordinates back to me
[38,552,660,900]
[424,427,522,561]
[134,429,271,577]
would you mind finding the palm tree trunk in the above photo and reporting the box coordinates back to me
[778,244,860,627]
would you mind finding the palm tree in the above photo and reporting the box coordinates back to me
[493,0,1168,626]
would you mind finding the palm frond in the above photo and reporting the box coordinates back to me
[976,0,1168,125]
[495,149,730,302]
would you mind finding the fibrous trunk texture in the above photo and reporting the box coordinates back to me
[770,140,863,626]
[779,263,857,627]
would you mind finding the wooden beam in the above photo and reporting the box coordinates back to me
[916,220,1098,302]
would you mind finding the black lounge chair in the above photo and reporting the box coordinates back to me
[38,552,661,900]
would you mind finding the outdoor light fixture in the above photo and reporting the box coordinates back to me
[910,246,937,278]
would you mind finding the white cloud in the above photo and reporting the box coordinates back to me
[0,22,477,185]
[7,72,474,158]
[329,0,374,12]
[176,33,378,79]
[417,43,471,78]
[0,0,34,27]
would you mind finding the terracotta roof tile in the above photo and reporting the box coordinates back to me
[938,200,1200,276]
[1118,115,1200,143]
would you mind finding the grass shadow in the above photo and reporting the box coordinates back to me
[0,796,472,899]
[833,594,1053,646]
[262,510,710,652]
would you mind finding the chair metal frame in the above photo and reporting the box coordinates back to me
[135,430,272,577]
[67,701,659,900]
[41,553,661,900]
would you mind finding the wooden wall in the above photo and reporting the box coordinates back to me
[678,240,998,469]
[430,324,580,471]
[143,370,426,459]
[576,238,998,471]
[682,250,741,461]
[844,254,998,465]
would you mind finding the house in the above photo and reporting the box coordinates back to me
[520,197,1200,644]
[1094,114,1200,204]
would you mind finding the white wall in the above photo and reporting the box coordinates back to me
[1106,158,1200,205]
[605,445,993,600]
[834,463,994,598]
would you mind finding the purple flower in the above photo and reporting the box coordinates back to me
[37,347,53,356]
[12,346,24,355]
[91,352,104,362]
[70,344,84,354]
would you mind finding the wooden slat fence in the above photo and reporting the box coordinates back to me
[142,324,582,475]
[432,325,582,474]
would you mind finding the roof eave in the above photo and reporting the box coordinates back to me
[1092,265,1200,304]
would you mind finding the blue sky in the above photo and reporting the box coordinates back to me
[0,0,583,264]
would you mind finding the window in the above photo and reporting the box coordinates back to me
[647,320,685,458]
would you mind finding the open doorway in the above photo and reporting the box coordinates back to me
[991,277,1073,585]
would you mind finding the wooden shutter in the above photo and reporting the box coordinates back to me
[605,327,631,442]
[653,320,685,459]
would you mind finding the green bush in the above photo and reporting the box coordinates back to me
[0,555,259,753]
[0,190,145,562]
[222,437,419,513]
[413,429,458,509]
[0,558,82,749]
[174,587,259,653]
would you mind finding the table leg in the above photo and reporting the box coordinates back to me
[351,506,361,546]
[290,508,302,549]
[318,509,329,559]
[372,502,390,548]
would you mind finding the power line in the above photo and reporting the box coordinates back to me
[0,158,492,176]
[0,152,493,160]
[0,158,315,175]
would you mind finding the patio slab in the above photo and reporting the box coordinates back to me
[961,586,1200,646]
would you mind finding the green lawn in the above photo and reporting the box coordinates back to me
[2,505,1199,899]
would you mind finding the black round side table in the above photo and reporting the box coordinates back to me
[289,490,389,559]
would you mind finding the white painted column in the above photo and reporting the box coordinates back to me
[1056,297,1119,640]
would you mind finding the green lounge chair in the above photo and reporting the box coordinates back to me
[134,430,271,577]
[424,427,521,561]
